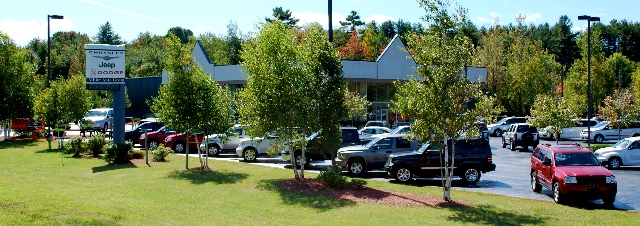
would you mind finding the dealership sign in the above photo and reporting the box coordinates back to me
[85,44,125,89]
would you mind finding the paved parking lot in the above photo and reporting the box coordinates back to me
[173,136,640,211]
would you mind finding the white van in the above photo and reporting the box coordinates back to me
[580,121,640,143]
[539,119,598,140]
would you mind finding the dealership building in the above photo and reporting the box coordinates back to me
[148,35,486,124]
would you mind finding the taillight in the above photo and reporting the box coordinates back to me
[487,154,493,164]
[513,133,517,139]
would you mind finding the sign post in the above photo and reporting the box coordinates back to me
[85,44,126,144]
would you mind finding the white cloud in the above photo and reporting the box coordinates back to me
[572,26,584,32]
[478,17,488,23]
[0,18,73,46]
[83,0,159,21]
[525,13,542,23]
[364,14,395,24]
[292,11,344,28]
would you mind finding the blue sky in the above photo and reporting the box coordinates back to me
[1,0,638,47]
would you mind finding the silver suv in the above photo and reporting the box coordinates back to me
[487,116,527,137]
[502,123,538,151]
[335,134,417,176]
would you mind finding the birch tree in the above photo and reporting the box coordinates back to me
[394,0,493,201]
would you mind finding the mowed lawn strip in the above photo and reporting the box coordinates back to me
[0,140,638,225]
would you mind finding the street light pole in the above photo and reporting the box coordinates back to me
[578,15,600,147]
[47,14,63,150]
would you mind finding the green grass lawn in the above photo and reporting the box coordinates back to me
[1,140,638,225]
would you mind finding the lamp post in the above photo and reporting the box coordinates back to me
[47,14,63,150]
[578,15,600,147]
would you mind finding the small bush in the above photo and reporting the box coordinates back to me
[87,133,109,157]
[317,166,347,189]
[104,143,132,164]
[349,178,367,188]
[587,144,611,152]
[130,150,145,159]
[64,136,87,157]
[152,144,173,162]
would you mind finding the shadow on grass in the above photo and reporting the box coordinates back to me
[446,204,547,226]
[256,179,356,212]
[92,163,138,173]
[0,140,40,149]
[167,169,248,185]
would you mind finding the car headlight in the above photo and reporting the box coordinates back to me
[240,141,245,146]
[165,137,172,142]
[140,134,146,139]
[606,175,616,184]
[564,176,577,184]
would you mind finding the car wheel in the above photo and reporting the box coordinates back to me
[243,148,257,162]
[207,144,220,157]
[494,129,503,137]
[553,182,564,204]
[149,140,159,149]
[608,157,622,169]
[595,135,605,144]
[394,167,412,182]
[602,193,616,205]
[531,171,542,193]
[501,138,506,148]
[294,152,309,168]
[461,168,481,184]
[348,159,366,176]
[173,142,185,153]
[103,123,108,132]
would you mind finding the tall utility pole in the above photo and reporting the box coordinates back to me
[328,0,333,42]
[578,15,600,147]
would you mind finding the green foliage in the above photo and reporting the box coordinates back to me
[151,143,174,162]
[64,136,86,157]
[198,21,246,66]
[129,150,145,159]
[587,144,611,152]
[33,74,91,127]
[87,133,109,157]
[92,21,122,45]
[150,34,235,136]
[599,89,640,141]
[265,7,299,27]
[104,143,132,164]
[529,94,579,144]
[166,27,194,44]
[349,178,368,188]
[49,31,92,79]
[0,32,38,124]
[125,32,166,78]
[317,166,348,189]
[339,10,365,31]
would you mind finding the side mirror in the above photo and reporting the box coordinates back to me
[372,144,379,150]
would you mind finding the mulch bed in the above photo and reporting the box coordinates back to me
[276,178,470,207]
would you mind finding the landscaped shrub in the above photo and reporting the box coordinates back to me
[104,143,132,164]
[349,178,367,188]
[317,166,348,189]
[64,136,86,157]
[130,150,145,159]
[587,144,611,152]
[87,133,109,157]
[152,144,173,162]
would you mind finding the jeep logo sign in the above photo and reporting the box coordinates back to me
[85,44,125,87]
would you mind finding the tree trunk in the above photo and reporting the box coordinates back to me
[287,138,299,178]
[443,138,451,201]
[300,135,306,179]
[195,135,204,169]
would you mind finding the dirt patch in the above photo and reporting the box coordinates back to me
[276,178,470,207]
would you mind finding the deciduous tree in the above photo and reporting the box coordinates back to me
[529,94,579,144]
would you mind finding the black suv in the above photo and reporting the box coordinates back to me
[385,138,496,184]
[281,127,361,165]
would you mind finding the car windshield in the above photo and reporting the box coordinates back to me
[495,118,508,124]
[364,137,382,148]
[86,110,108,117]
[554,153,601,166]
[613,139,631,149]
[390,126,409,134]
[593,121,609,129]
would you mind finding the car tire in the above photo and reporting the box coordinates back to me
[531,171,542,193]
[595,135,605,144]
[207,144,220,157]
[394,167,413,182]
[243,148,257,162]
[553,182,564,204]
[501,138,506,148]
[461,168,481,184]
[494,129,503,137]
[602,193,616,205]
[608,157,622,170]
[103,123,108,133]
[173,142,185,153]
[348,159,366,176]
[149,140,159,149]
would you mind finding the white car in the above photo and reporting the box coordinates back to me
[358,126,391,141]
[371,125,411,139]
[595,137,640,169]
[235,133,279,162]
[539,119,598,140]
[80,108,113,132]
[199,124,247,156]
[486,116,527,137]
[580,121,640,143]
